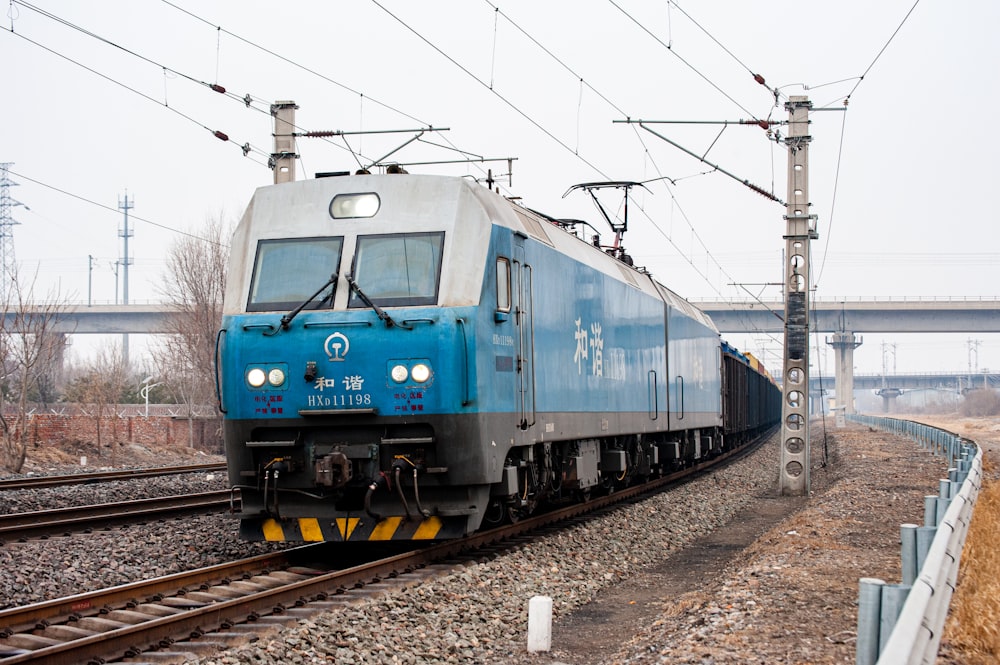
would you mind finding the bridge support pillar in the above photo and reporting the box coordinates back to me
[827,332,863,415]
[877,387,903,413]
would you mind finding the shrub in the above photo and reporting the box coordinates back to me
[960,390,1000,417]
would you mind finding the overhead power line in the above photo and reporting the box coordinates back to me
[368,0,783,341]
[5,168,228,247]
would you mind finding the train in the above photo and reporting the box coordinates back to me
[217,171,781,543]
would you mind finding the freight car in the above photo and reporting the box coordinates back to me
[217,172,780,543]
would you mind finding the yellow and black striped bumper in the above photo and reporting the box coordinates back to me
[239,515,468,542]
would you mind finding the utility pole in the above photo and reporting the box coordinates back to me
[87,254,94,306]
[967,338,981,377]
[779,96,817,496]
[118,193,134,366]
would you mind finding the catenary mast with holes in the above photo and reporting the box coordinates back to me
[779,96,816,496]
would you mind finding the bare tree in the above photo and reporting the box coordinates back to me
[0,268,72,472]
[64,341,128,460]
[153,215,231,435]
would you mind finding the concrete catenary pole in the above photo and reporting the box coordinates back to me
[779,96,817,496]
[271,101,299,184]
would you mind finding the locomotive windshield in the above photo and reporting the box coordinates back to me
[349,232,444,308]
[247,237,344,311]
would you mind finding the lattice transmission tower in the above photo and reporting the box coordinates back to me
[0,163,27,301]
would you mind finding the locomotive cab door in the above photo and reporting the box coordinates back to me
[513,243,536,430]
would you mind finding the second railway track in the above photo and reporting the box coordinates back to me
[0,463,226,492]
[0,492,231,542]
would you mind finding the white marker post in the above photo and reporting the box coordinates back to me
[527,595,553,652]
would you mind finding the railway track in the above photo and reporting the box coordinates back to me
[0,463,226,492]
[0,492,231,542]
[0,429,773,664]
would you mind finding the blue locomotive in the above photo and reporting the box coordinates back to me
[218,172,780,543]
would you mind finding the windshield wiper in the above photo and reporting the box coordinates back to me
[267,273,338,334]
[345,273,409,329]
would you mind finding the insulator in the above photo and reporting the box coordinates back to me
[753,73,766,86]
[210,83,226,94]
[214,130,229,141]
[305,131,338,138]
[744,181,779,202]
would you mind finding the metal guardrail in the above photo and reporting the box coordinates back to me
[848,415,982,665]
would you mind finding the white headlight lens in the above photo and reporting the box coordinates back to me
[247,368,267,388]
[268,368,286,387]
[411,363,431,383]
[330,192,380,218]
[390,364,409,383]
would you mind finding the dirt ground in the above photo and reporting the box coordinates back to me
[544,413,997,665]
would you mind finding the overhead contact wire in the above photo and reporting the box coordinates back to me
[606,0,760,120]
[666,0,784,103]
[480,0,774,332]
[845,0,922,101]
[160,0,429,128]
[2,27,268,163]
[371,0,611,180]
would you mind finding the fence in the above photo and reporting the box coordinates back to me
[848,415,982,665]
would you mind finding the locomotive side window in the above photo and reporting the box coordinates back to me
[349,232,444,307]
[247,237,343,311]
[496,257,511,313]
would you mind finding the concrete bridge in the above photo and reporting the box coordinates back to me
[693,298,1000,334]
[10,299,1000,412]
[693,298,1000,414]
[17,297,1000,335]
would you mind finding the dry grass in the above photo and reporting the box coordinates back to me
[942,454,1000,664]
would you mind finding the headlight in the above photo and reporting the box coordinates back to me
[390,364,409,383]
[330,192,380,218]
[247,368,267,388]
[268,368,286,387]
[411,363,431,383]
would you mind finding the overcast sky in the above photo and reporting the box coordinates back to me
[2,0,997,377]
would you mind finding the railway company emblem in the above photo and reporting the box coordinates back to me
[324,332,350,361]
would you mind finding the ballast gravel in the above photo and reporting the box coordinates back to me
[0,435,785,661]
[0,422,961,664]
[0,472,288,610]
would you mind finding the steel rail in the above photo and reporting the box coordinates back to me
[0,491,230,541]
[0,463,226,491]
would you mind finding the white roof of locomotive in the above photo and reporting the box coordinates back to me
[225,173,716,333]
